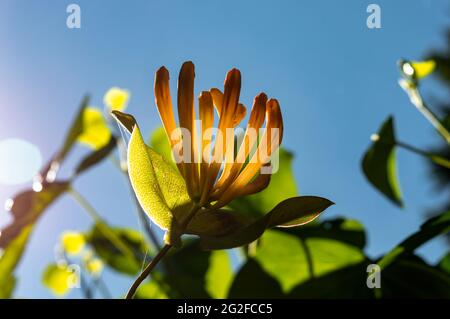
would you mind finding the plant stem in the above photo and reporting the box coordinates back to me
[397,141,450,169]
[125,244,172,299]
[69,187,136,261]
[125,204,202,299]
[406,86,450,144]
[300,239,314,279]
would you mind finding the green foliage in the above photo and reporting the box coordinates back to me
[362,116,403,206]
[163,240,233,298]
[0,226,32,298]
[228,259,284,298]
[381,257,450,298]
[205,250,233,298]
[0,95,117,298]
[378,210,450,270]
[86,225,151,276]
[254,230,365,293]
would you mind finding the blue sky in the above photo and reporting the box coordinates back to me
[0,0,449,298]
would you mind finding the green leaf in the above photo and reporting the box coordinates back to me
[205,250,233,299]
[378,210,450,270]
[199,196,334,250]
[163,240,213,298]
[362,116,403,206]
[56,95,90,162]
[438,253,450,274]
[112,111,193,246]
[135,280,168,299]
[74,136,117,176]
[186,208,252,237]
[254,231,366,292]
[228,148,297,218]
[86,225,151,276]
[0,226,32,298]
[228,259,284,298]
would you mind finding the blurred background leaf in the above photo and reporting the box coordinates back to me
[362,116,403,206]
[86,225,151,276]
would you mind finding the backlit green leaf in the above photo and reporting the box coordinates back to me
[205,250,233,299]
[113,111,193,246]
[255,231,365,292]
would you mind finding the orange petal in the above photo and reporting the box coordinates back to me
[212,93,267,197]
[213,98,283,208]
[200,69,241,205]
[198,91,214,191]
[154,66,185,175]
[210,88,246,127]
[177,61,200,197]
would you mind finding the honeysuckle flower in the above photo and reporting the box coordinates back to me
[115,62,333,299]
[153,61,283,208]
[112,61,332,250]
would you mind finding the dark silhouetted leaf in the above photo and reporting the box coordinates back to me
[228,259,284,298]
[288,261,373,299]
[74,136,117,176]
[382,257,450,298]
[200,196,333,250]
[362,116,403,206]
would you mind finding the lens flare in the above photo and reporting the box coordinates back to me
[0,138,42,185]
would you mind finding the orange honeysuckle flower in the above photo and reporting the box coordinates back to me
[154,61,283,209]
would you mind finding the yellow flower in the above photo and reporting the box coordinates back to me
[42,264,78,297]
[60,231,86,255]
[76,107,112,150]
[104,87,130,111]
[84,257,104,276]
[154,61,283,208]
